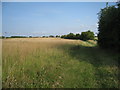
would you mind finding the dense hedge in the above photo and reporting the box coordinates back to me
[98,3,120,51]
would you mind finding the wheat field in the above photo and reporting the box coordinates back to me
[2,38,119,88]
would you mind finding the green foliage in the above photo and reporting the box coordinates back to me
[61,31,94,41]
[61,35,67,38]
[56,35,60,38]
[80,30,95,41]
[42,36,48,38]
[0,36,5,39]
[49,35,54,38]
[75,33,81,39]
[29,36,32,38]
[11,36,28,38]
[65,33,76,39]
[98,4,120,51]
[42,36,45,38]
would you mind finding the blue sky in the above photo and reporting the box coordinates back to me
[2,2,116,36]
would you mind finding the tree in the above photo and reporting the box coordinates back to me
[56,35,60,38]
[80,30,95,41]
[49,35,54,38]
[61,31,94,40]
[98,4,120,51]
[66,33,75,39]
[29,36,32,38]
[0,36,5,39]
[75,33,81,39]
[10,36,27,38]
[61,35,67,38]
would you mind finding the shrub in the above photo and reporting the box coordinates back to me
[80,30,95,41]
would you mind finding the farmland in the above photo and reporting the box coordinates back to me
[2,38,119,88]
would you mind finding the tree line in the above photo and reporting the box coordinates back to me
[61,30,95,41]
[1,30,95,41]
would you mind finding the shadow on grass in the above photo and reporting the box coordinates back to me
[65,44,119,67]
[59,43,120,88]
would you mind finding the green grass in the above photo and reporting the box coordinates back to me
[2,38,119,88]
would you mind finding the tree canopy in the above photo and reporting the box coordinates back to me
[61,30,95,41]
[98,3,120,51]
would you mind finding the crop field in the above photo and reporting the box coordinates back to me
[2,38,119,88]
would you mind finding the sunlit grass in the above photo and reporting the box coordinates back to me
[2,38,119,88]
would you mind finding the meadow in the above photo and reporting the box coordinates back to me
[2,38,119,88]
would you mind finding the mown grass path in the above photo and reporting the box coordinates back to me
[2,38,119,88]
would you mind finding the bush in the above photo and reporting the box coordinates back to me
[80,30,95,41]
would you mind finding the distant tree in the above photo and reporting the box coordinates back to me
[2,36,5,38]
[42,36,48,38]
[61,35,67,38]
[66,33,75,39]
[11,36,27,38]
[61,31,94,40]
[80,30,95,41]
[75,33,81,39]
[49,35,54,38]
[56,35,60,38]
[29,36,32,38]
[42,36,46,38]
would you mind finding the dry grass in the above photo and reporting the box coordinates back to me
[2,38,119,88]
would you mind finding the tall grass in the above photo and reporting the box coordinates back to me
[2,38,119,88]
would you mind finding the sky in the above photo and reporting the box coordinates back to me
[2,2,116,37]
